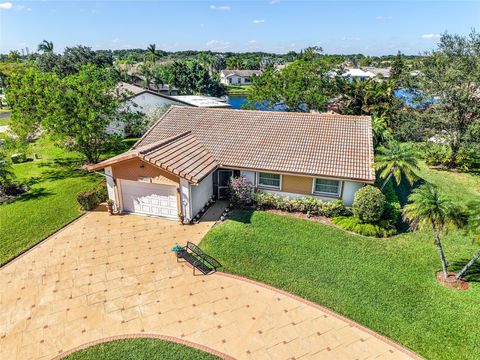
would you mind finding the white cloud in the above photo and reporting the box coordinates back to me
[421,33,441,40]
[111,38,120,43]
[269,0,280,4]
[206,39,231,51]
[253,19,265,24]
[0,2,12,9]
[209,5,230,11]
[248,40,258,44]
[375,16,392,21]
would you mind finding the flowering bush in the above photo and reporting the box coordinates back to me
[253,192,351,218]
[228,176,255,207]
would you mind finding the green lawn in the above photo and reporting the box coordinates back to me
[200,167,480,360]
[0,137,100,265]
[0,137,137,266]
[64,338,220,360]
[226,84,252,95]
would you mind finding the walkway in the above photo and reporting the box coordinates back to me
[0,212,419,359]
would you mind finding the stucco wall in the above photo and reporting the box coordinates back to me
[111,158,179,185]
[130,93,179,115]
[342,181,364,206]
[191,173,213,218]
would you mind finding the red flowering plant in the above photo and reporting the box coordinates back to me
[228,176,255,208]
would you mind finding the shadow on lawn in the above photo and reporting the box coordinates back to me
[4,187,54,204]
[228,210,254,224]
[38,157,88,181]
[449,260,480,282]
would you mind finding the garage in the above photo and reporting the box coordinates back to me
[120,179,178,219]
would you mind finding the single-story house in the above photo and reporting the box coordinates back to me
[116,82,230,116]
[89,107,374,222]
[220,70,262,85]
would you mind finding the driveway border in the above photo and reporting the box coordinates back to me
[52,333,235,360]
[217,272,422,360]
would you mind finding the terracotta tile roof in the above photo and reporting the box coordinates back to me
[88,131,218,183]
[133,107,375,183]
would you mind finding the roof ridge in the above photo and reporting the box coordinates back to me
[136,131,192,154]
[171,106,372,119]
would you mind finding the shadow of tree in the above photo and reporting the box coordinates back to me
[449,259,480,282]
[37,157,88,181]
[4,187,54,204]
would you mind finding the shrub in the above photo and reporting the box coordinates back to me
[11,153,26,164]
[381,181,402,224]
[424,143,451,166]
[76,182,108,211]
[253,192,350,218]
[228,176,255,207]
[353,185,386,223]
[332,216,397,238]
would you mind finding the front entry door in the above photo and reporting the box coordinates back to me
[217,170,233,199]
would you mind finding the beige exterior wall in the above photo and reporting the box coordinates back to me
[281,175,314,196]
[111,158,179,186]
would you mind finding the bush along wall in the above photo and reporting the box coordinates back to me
[253,192,351,218]
[76,181,108,211]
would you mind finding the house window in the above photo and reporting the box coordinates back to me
[313,178,341,196]
[258,172,281,189]
[229,78,232,84]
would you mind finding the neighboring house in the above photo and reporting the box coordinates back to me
[341,67,391,81]
[117,82,230,115]
[220,70,262,85]
[89,107,374,222]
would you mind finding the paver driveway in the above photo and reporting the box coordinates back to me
[0,211,419,360]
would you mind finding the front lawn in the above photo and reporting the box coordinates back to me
[0,138,100,265]
[201,166,480,360]
[201,210,480,359]
[64,338,220,360]
[226,84,252,95]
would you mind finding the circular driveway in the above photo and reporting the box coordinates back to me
[0,212,419,359]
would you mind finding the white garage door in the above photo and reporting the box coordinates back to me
[120,180,178,219]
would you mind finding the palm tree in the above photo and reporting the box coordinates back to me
[403,183,465,279]
[138,64,152,89]
[145,44,159,64]
[37,40,54,53]
[456,201,480,280]
[375,141,419,190]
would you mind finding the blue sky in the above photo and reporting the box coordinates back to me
[1,1,479,55]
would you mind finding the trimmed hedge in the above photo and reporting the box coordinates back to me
[332,216,397,238]
[76,182,108,211]
[254,192,351,218]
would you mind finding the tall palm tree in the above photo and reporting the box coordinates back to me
[456,201,480,280]
[403,183,465,279]
[145,44,159,64]
[375,141,419,190]
[37,40,54,53]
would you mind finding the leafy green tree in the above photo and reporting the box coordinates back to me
[37,40,54,53]
[171,60,226,96]
[375,141,419,190]
[247,57,337,112]
[372,116,392,147]
[390,51,405,85]
[421,30,480,167]
[6,67,57,140]
[339,78,400,120]
[7,51,21,62]
[403,183,465,279]
[8,66,132,163]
